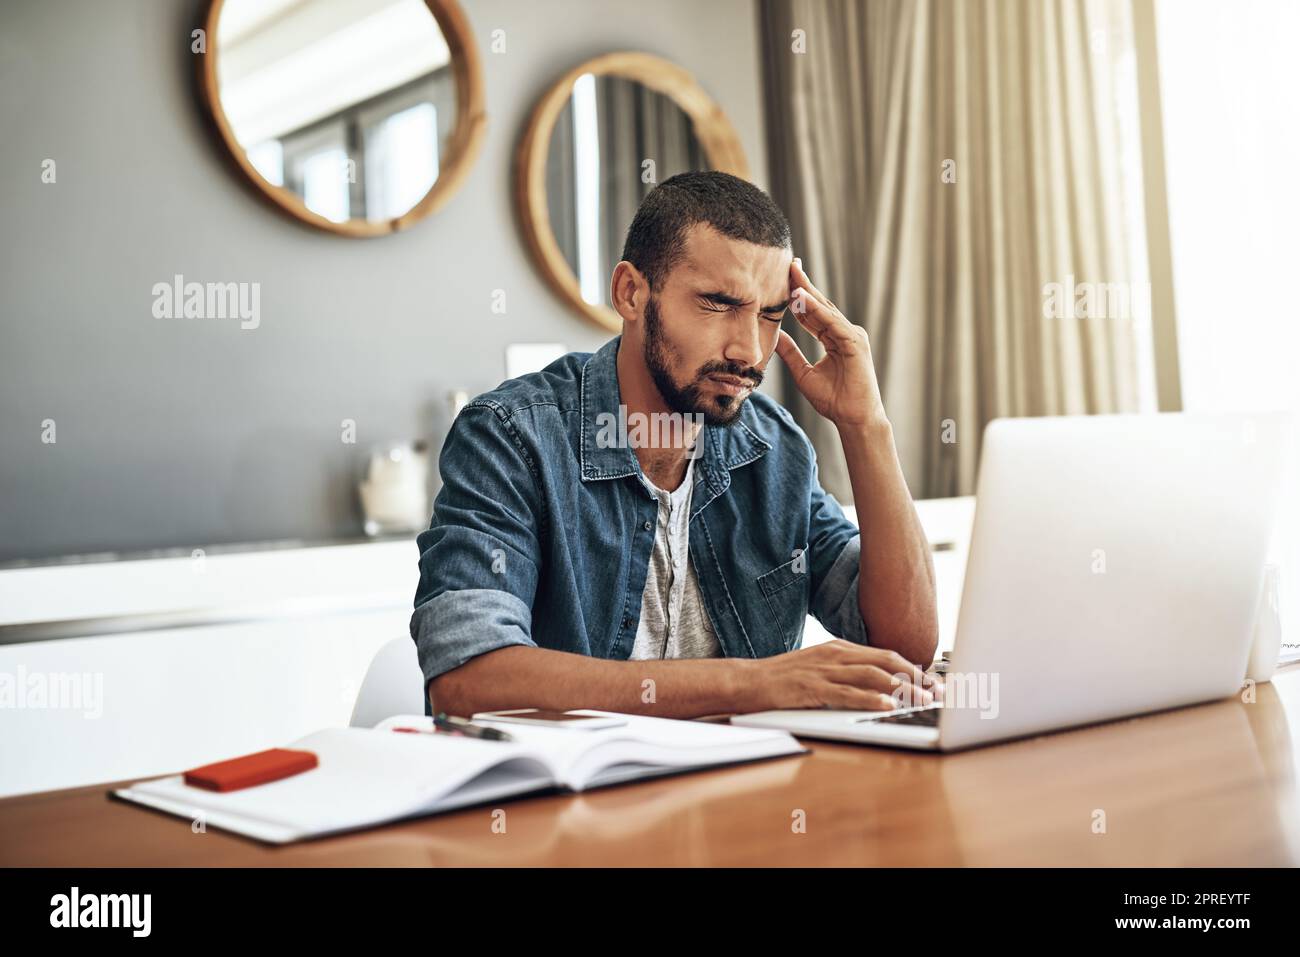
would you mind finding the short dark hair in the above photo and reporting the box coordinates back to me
[619,171,791,290]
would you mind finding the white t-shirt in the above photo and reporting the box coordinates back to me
[629,454,722,660]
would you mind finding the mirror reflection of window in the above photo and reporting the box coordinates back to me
[571,74,603,306]
[546,74,709,309]
[215,0,455,223]
[365,101,440,222]
[246,139,284,187]
[301,147,351,223]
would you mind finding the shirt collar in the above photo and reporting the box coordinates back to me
[579,336,772,486]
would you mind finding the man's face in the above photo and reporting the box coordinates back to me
[640,224,792,426]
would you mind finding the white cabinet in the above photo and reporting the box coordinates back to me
[0,540,417,798]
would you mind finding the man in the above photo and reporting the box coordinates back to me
[412,171,939,719]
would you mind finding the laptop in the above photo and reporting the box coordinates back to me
[732,412,1290,751]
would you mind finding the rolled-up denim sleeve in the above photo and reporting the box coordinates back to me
[806,458,870,646]
[410,402,542,687]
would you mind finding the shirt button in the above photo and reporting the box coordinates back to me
[643,520,653,531]
[622,616,631,628]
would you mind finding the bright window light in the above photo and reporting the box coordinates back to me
[572,72,603,306]
[367,101,439,221]
[246,139,284,187]
[301,147,350,222]
[1156,0,1300,642]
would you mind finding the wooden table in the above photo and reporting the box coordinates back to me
[3,665,1297,866]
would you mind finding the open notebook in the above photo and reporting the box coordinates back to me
[111,711,806,844]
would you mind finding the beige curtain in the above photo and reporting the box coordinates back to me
[760,0,1146,500]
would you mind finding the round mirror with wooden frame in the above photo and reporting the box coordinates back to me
[198,0,486,238]
[516,52,750,332]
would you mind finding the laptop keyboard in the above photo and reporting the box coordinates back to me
[862,707,941,727]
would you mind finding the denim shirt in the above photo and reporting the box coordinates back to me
[410,336,869,695]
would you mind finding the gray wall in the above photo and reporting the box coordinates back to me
[0,0,768,563]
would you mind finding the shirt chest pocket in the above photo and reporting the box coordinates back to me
[756,546,810,652]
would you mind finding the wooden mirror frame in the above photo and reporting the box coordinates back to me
[515,52,751,333]
[198,0,487,238]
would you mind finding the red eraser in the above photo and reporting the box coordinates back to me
[184,747,318,792]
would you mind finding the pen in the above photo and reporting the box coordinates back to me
[433,712,515,742]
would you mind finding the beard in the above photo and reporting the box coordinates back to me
[642,293,764,427]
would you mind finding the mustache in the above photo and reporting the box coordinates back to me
[697,360,764,387]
